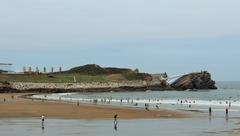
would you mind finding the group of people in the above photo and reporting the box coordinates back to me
[208,107,230,120]
[40,114,118,131]
[2,95,15,102]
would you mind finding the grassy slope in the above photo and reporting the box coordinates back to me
[0,74,109,83]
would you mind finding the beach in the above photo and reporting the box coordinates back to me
[0,93,187,119]
[1,118,239,136]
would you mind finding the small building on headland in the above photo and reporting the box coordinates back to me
[0,63,13,74]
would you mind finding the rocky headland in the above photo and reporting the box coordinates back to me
[0,64,217,93]
[171,71,217,90]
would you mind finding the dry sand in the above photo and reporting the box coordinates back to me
[0,93,188,119]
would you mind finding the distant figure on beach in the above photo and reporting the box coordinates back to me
[41,114,45,123]
[156,105,159,109]
[41,114,45,129]
[3,98,6,102]
[229,102,231,108]
[209,107,212,115]
[114,114,118,125]
[145,103,149,111]
[225,108,229,121]
[77,101,79,106]
[225,108,229,115]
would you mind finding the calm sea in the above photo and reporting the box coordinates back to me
[33,81,240,112]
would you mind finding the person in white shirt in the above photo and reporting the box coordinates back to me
[41,114,45,123]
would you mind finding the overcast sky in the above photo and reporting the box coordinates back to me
[0,0,240,81]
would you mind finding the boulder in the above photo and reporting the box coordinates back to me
[171,71,217,90]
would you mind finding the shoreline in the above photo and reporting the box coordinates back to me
[0,93,189,119]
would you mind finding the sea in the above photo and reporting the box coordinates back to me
[1,81,240,136]
[32,81,240,113]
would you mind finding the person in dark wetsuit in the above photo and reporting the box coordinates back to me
[226,108,229,114]
[209,107,212,116]
[225,108,229,121]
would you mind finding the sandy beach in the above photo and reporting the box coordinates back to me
[0,93,187,119]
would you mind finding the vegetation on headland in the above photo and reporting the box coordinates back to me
[0,64,152,83]
[0,64,217,92]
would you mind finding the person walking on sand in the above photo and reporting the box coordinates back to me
[41,114,45,123]
[114,114,118,125]
[41,114,45,129]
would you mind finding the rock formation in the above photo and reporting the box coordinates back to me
[171,71,217,90]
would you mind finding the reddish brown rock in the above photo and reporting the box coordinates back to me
[171,71,217,90]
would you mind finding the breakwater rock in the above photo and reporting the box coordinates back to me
[0,80,167,93]
[171,71,217,90]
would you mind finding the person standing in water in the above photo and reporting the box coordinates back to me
[208,107,212,120]
[209,107,212,116]
[225,108,229,121]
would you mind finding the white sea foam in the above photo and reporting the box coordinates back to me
[32,93,240,108]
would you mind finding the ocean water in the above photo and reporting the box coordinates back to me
[33,82,240,113]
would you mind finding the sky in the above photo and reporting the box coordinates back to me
[0,0,240,81]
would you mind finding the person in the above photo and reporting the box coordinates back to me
[41,114,45,129]
[145,103,149,111]
[225,108,229,121]
[226,108,229,115]
[3,98,6,102]
[41,114,45,123]
[209,107,212,116]
[114,114,118,125]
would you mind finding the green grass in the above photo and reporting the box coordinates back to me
[0,74,109,83]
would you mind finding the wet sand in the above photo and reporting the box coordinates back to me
[0,93,187,119]
[0,117,239,136]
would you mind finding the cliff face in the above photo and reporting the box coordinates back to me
[171,71,217,90]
